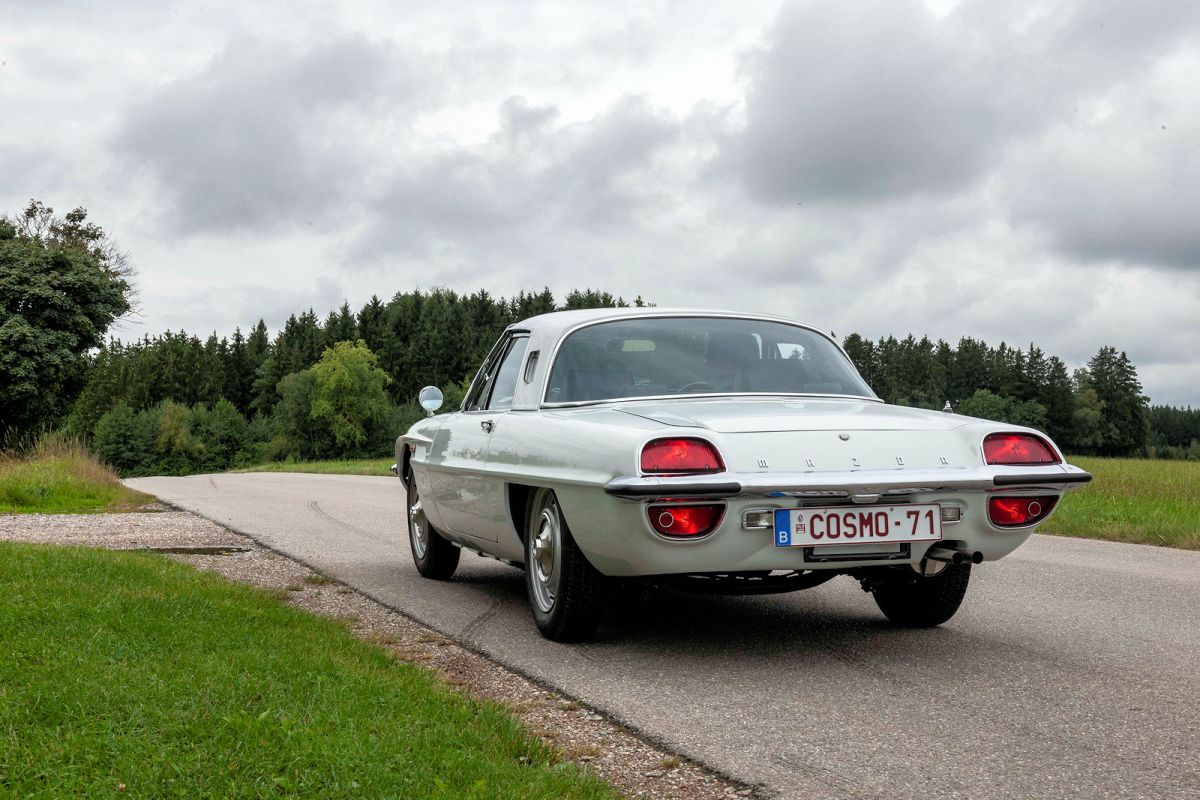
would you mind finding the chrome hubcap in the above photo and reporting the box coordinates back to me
[530,503,561,613]
[409,494,428,559]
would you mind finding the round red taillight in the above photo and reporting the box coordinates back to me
[983,433,1060,466]
[988,495,1058,527]
[648,504,724,537]
[640,438,724,474]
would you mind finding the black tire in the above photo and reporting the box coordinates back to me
[524,488,607,642]
[872,563,971,627]
[407,476,460,580]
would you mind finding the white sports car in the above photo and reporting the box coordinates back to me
[396,309,1091,641]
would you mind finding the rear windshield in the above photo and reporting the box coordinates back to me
[544,317,875,404]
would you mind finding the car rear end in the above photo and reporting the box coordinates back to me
[564,414,1090,578]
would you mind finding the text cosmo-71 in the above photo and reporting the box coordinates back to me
[394,309,1091,642]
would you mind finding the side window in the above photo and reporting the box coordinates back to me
[466,337,510,411]
[484,337,529,411]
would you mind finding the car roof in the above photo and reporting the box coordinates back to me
[511,307,827,340]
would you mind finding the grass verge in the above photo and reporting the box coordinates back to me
[0,543,616,798]
[0,439,153,514]
[1043,456,1199,550]
[234,458,395,477]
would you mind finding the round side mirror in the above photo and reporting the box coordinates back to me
[418,386,444,416]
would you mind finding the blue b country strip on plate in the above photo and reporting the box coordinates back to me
[775,511,793,547]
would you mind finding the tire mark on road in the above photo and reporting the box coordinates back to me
[306,500,391,547]
[459,597,504,640]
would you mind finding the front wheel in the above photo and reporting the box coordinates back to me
[871,563,971,627]
[407,475,460,580]
[524,488,606,642]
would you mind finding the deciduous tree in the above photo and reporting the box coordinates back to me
[0,206,132,438]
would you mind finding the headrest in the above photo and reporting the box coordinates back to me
[705,333,760,363]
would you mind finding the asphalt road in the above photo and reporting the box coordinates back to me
[128,472,1200,800]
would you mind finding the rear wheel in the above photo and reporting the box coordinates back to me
[871,563,971,627]
[407,476,459,580]
[524,488,606,641]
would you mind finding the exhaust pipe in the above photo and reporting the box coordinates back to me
[925,546,984,565]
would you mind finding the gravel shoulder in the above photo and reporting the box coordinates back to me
[0,509,753,800]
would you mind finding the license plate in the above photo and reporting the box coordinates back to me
[774,504,942,548]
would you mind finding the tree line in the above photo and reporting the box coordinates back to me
[842,333,1160,457]
[64,293,1188,475]
[4,199,1196,475]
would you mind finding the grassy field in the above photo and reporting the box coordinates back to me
[0,439,153,514]
[235,458,395,477]
[1042,456,1199,550]
[0,543,616,799]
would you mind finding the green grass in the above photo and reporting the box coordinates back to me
[0,441,154,514]
[234,458,395,477]
[1042,456,1200,550]
[0,543,616,799]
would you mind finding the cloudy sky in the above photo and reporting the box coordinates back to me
[3,0,1198,404]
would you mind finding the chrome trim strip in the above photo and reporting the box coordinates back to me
[399,432,433,448]
[542,391,883,410]
[604,465,1093,500]
[993,472,1091,486]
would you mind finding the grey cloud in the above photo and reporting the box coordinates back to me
[726,0,1200,272]
[731,0,1008,203]
[114,36,419,235]
[1003,63,1200,269]
[726,0,1199,205]
[352,94,680,264]
[1007,129,1200,269]
[498,96,560,144]
[128,275,348,340]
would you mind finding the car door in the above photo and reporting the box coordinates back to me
[429,334,528,542]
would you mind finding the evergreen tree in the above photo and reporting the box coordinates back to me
[225,328,253,414]
[356,295,388,355]
[323,302,358,348]
[841,333,876,386]
[949,337,990,402]
[1039,356,1076,447]
[1086,346,1150,455]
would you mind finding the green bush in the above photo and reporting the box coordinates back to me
[93,402,156,476]
[190,399,248,471]
[272,370,327,460]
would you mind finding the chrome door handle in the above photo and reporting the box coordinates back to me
[480,420,494,433]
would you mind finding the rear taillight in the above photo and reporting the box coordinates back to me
[640,437,724,474]
[983,433,1060,466]
[988,495,1058,527]
[648,504,725,537]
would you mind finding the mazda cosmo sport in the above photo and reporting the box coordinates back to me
[395,309,1091,641]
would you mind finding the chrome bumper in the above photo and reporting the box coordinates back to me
[603,464,1092,501]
